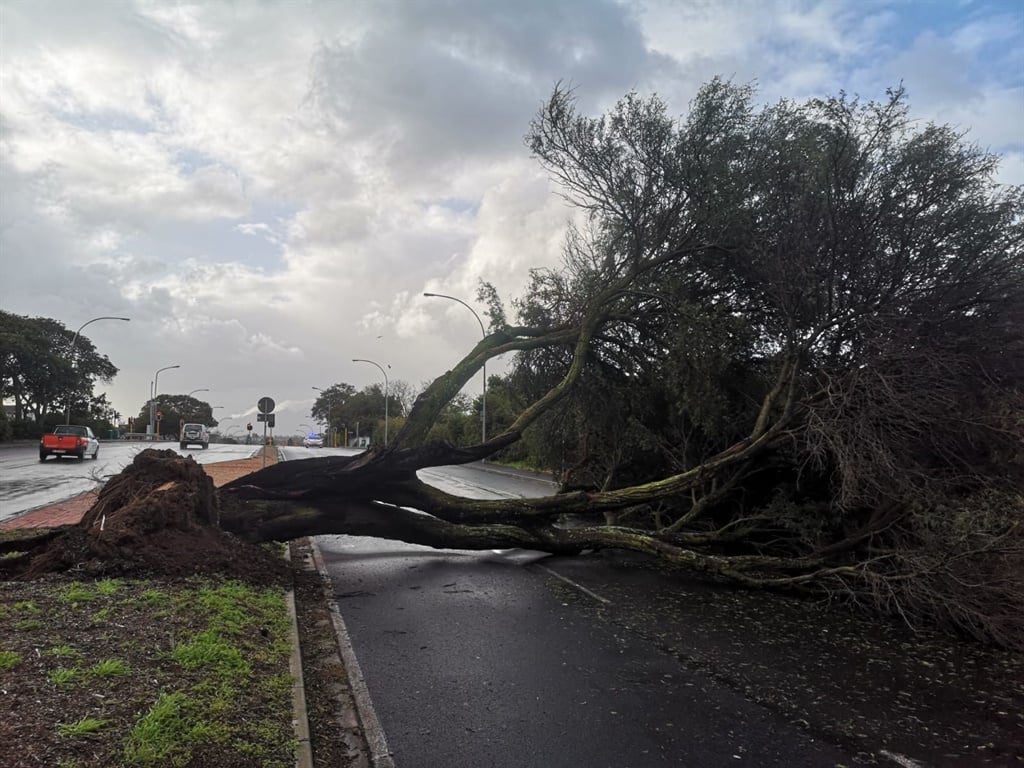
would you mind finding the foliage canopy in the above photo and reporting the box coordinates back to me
[0,311,120,434]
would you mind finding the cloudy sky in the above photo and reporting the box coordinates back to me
[2,0,1021,435]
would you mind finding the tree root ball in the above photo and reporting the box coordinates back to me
[9,449,289,584]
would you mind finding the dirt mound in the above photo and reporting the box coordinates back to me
[7,449,289,585]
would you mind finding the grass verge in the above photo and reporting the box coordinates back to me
[0,566,296,768]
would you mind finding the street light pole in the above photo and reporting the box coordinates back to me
[150,365,180,439]
[352,358,389,446]
[65,316,130,424]
[423,292,487,444]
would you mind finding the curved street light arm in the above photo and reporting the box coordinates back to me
[150,365,181,439]
[422,292,485,336]
[423,292,487,444]
[64,316,131,424]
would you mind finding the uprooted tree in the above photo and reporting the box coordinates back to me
[9,80,1024,647]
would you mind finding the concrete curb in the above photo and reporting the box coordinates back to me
[283,553,314,768]
[309,537,395,768]
[280,461,313,768]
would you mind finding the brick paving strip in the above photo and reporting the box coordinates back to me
[0,448,278,530]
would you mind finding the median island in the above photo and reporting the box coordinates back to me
[0,448,364,768]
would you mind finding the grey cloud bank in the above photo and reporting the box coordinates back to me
[1,0,1020,435]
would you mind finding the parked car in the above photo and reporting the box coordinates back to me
[180,423,210,449]
[40,425,100,461]
[303,433,324,448]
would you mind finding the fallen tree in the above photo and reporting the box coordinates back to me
[7,80,1023,648]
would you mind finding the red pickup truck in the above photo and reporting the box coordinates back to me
[39,425,100,462]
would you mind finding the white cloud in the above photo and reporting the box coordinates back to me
[995,151,1024,188]
[1,0,1020,434]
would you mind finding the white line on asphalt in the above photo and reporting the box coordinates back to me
[537,564,612,604]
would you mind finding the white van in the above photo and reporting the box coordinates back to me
[180,423,210,449]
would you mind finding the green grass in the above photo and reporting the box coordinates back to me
[59,582,97,604]
[137,589,170,605]
[0,649,21,670]
[123,691,223,766]
[58,718,110,737]
[90,658,130,677]
[48,667,85,689]
[4,574,296,766]
[92,607,113,622]
[96,579,122,596]
[173,630,250,677]
[190,581,278,634]
[44,644,81,659]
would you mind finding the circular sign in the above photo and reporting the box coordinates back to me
[257,396,275,414]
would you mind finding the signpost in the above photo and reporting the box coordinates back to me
[257,396,275,466]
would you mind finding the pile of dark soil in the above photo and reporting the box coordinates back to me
[3,449,289,585]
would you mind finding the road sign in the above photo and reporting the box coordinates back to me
[257,396,275,414]
[257,413,267,422]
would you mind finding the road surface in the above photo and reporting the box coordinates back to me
[311,460,857,767]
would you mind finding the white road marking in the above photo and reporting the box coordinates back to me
[537,564,612,604]
[879,749,928,768]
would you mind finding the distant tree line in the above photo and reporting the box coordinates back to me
[130,395,220,438]
[0,311,120,440]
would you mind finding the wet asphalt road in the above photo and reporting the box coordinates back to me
[0,441,264,522]
[312,461,856,768]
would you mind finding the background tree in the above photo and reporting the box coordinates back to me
[0,404,12,442]
[312,381,407,444]
[480,373,533,465]
[423,392,475,446]
[311,383,355,427]
[388,379,417,417]
[0,311,119,435]
[133,395,219,437]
